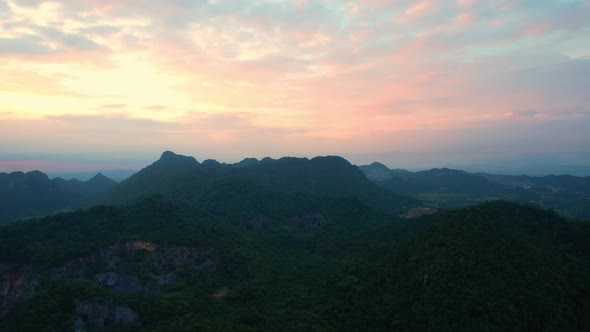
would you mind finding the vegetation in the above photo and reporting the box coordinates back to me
[360,163,590,219]
[103,152,420,215]
[332,201,590,331]
[1,153,588,331]
[0,171,117,225]
[0,190,432,331]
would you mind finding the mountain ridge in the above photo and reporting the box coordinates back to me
[0,170,117,225]
[359,162,590,219]
[103,151,422,215]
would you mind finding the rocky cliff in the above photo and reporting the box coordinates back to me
[0,263,33,319]
[51,241,217,293]
[73,299,140,330]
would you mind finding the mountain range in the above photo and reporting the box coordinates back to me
[360,162,590,219]
[0,152,588,331]
[103,151,420,215]
[0,171,117,225]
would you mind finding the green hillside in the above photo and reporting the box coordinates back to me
[1,198,588,330]
[0,171,117,225]
[360,163,590,219]
[333,201,590,331]
[0,190,431,330]
[1,154,588,331]
[104,152,420,216]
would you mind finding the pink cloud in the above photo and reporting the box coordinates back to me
[457,0,475,7]
[0,0,588,167]
[488,18,503,27]
[393,0,439,25]
[455,13,477,25]
[404,1,434,16]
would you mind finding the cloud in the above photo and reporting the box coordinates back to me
[513,110,541,118]
[0,0,588,168]
[0,35,53,55]
[145,105,168,111]
[34,25,107,51]
[46,113,172,128]
[100,104,127,109]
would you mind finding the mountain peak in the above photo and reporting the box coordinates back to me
[369,161,390,170]
[25,170,50,182]
[201,159,221,168]
[311,155,348,163]
[88,172,116,184]
[235,158,259,168]
[160,151,179,160]
[359,162,393,182]
[158,151,199,164]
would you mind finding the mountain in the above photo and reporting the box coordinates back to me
[48,170,137,182]
[0,188,431,330]
[358,162,393,181]
[0,171,76,225]
[104,151,421,216]
[1,152,588,330]
[482,173,590,193]
[2,154,587,329]
[332,201,590,331]
[0,196,587,330]
[53,173,118,197]
[234,157,259,168]
[359,163,590,219]
[0,171,117,225]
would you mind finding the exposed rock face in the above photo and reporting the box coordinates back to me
[212,286,230,300]
[51,256,97,280]
[74,299,139,329]
[153,272,177,286]
[73,317,85,332]
[113,305,140,326]
[75,301,109,328]
[0,263,32,319]
[150,246,214,272]
[400,207,438,219]
[129,241,156,252]
[52,241,216,293]
[289,213,324,231]
[93,272,160,293]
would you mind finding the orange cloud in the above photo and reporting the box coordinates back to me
[0,0,588,168]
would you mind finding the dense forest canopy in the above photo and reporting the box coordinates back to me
[0,152,588,331]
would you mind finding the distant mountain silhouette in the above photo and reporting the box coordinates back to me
[359,162,408,182]
[48,170,137,182]
[53,173,118,197]
[482,173,590,193]
[104,151,421,215]
[0,171,117,225]
[359,163,590,219]
[0,154,588,330]
[234,157,259,168]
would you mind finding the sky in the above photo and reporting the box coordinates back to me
[1,0,589,175]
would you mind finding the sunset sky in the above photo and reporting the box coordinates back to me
[1,0,589,174]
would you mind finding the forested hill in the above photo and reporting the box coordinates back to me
[333,201,590,331]
[103,151,421,216]
[0,197,587,330]
[0,171,117,225]
[0,187,431,330]
[359,162,590,219]
[1,153,588,330]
